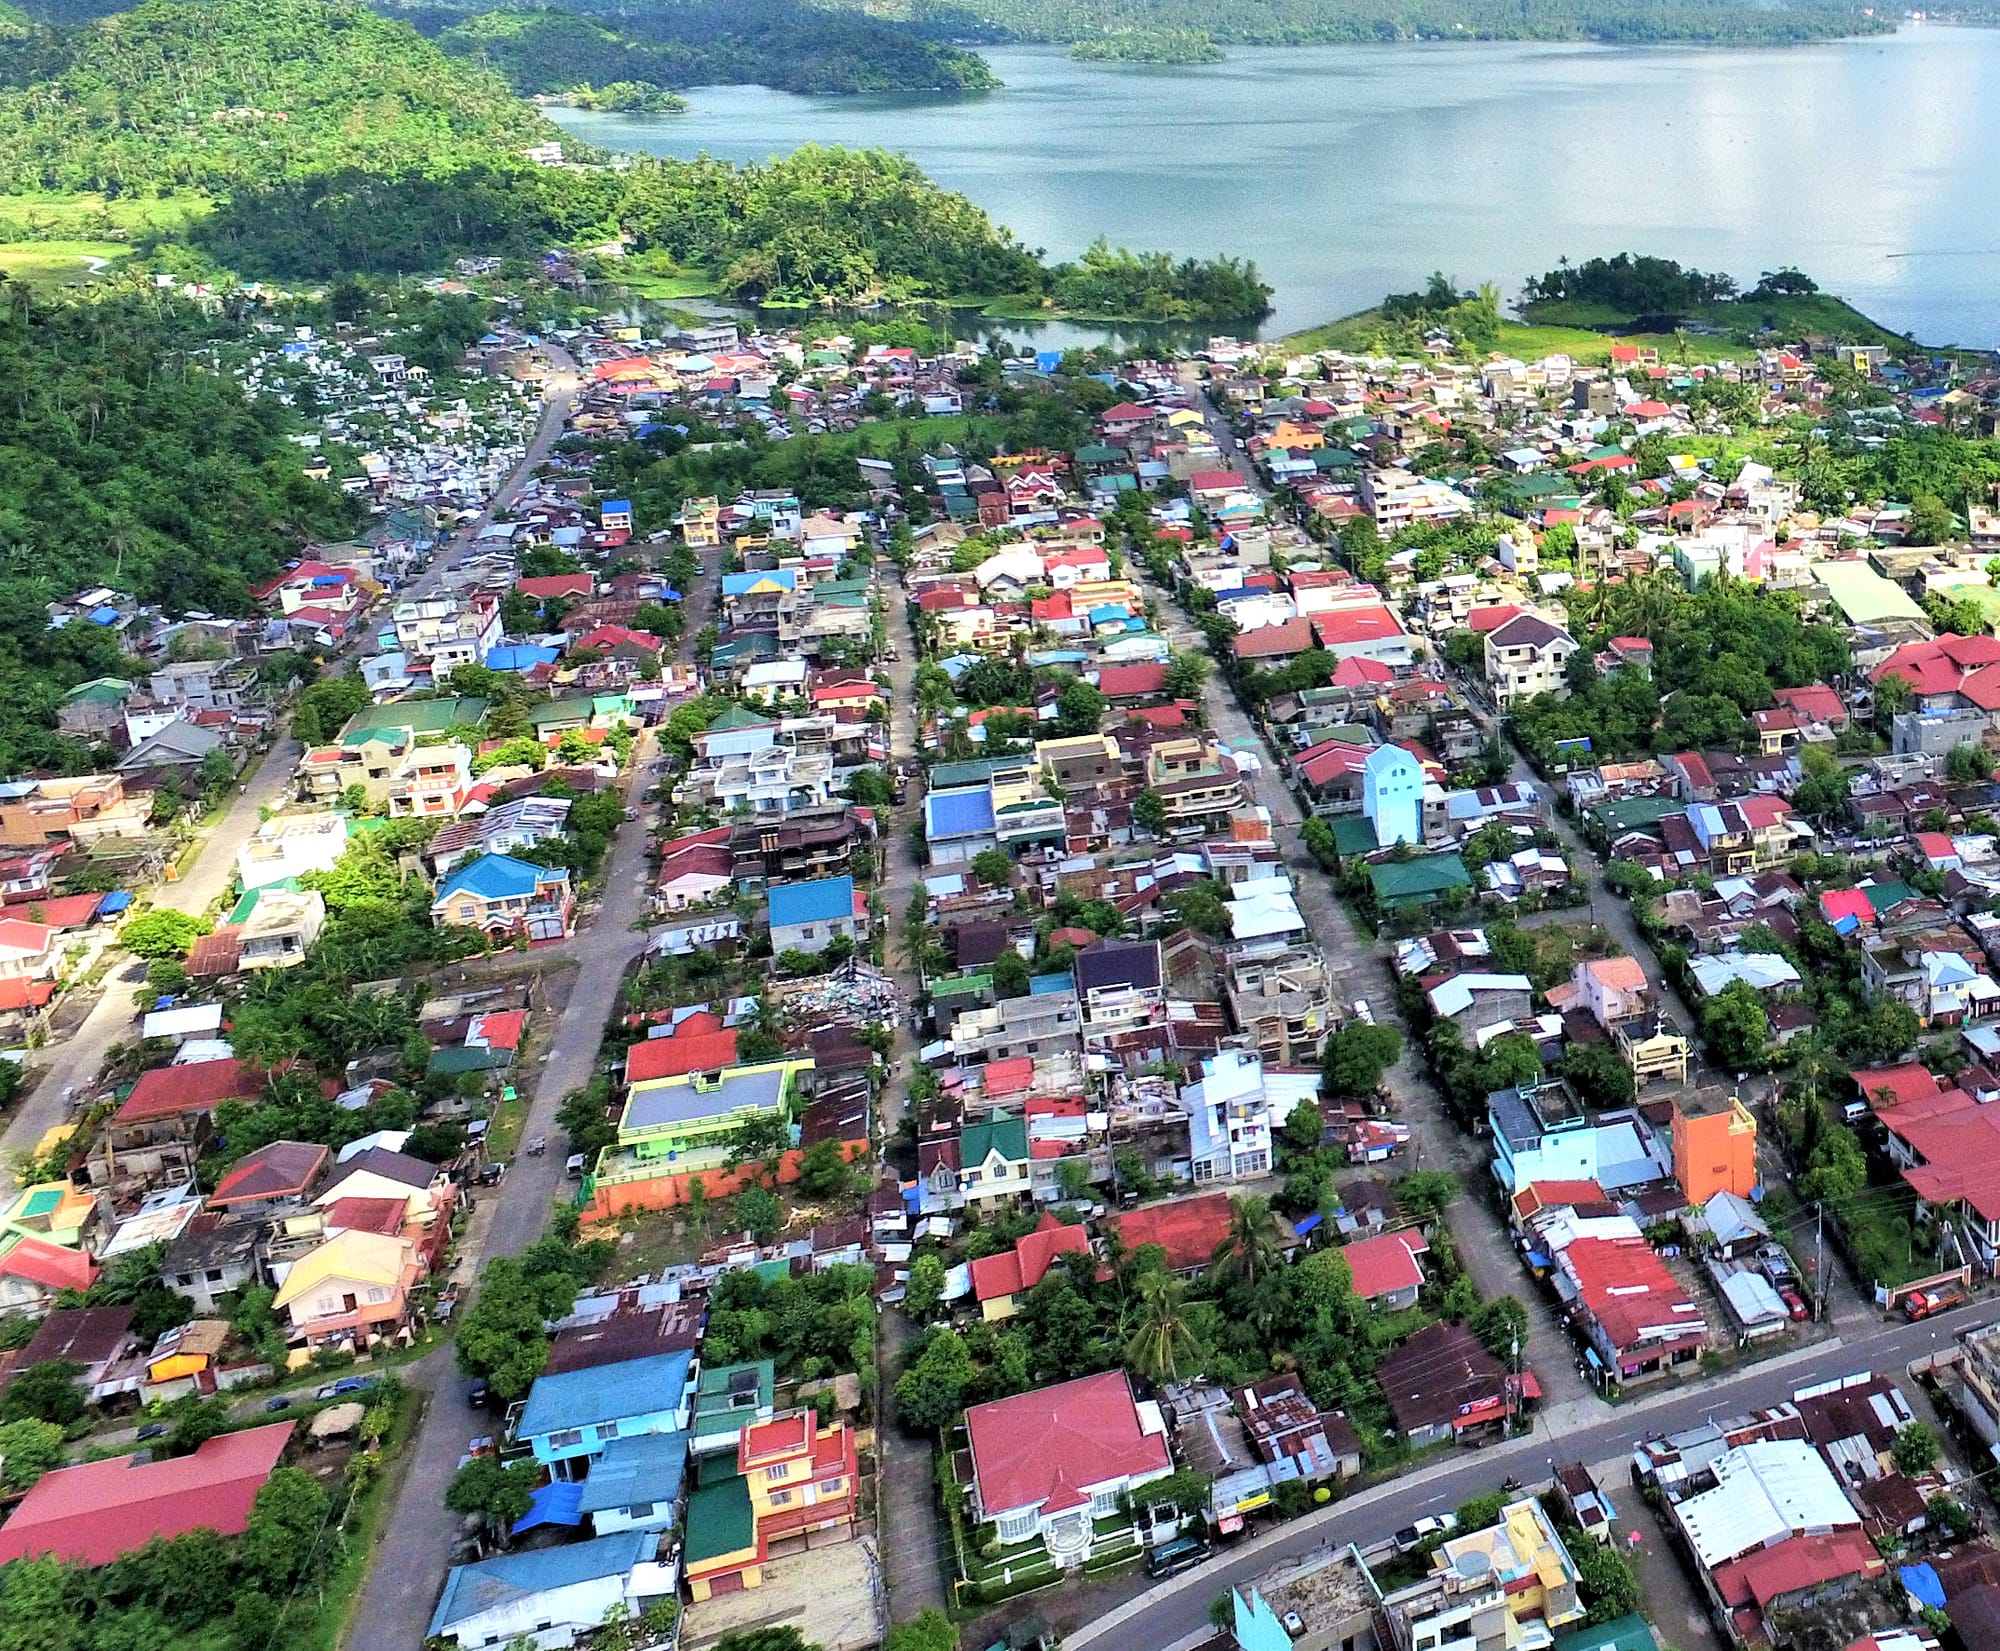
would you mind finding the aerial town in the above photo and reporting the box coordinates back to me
[8,288,2000,1651]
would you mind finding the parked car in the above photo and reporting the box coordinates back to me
[1906,1284,1968,1320]
[1780,1287,1809,1322]
[1394,1513,1458,1553]
[316,1375,379,1400]
[467,1377,492,1410]
[1352,998,1375,1026]
[1756,1244,1799,1288]
[263,1395,293,1412]
[135,1423,168,1442]
[1145,1536,1211,1579]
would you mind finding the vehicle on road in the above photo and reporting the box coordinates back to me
[1352,998,1375,1025]
[467,1377,491,1409]
[1781,1287,1809,1321]
[263,1395,293,1412]
[1906,1283,1967,1320]
[566,1153,586,1178]
[1394,1513,1459,1552]
[316,1375,379,1400]
[136,1422,168,1441]
[1145,1536,1211,1578]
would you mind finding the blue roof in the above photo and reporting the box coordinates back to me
[1030,971,1075,995]
[511,1478,584,1534]
[1088,604,1129,625]
[430,1530,656,1635]
[767,875,857,929]
[659,588,683,602]
[721,569,796,596]
[1036,350,1062,373]
[435,853,567,906]
[574,1431,689,1516]
[87,606,121,625]
[925,787,996,840]
[603,499,632,513]
[1901,1562,1945,1610]
[485,644,562,673]
[516,1350,693,1441]
[96,891,132,914]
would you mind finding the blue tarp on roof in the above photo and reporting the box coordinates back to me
[1293,1213,1323,1236]
[1901,1562,1945,1610]
[1036,351,1061,374]
[87,606,121,625]
[924,788,995,840]
[659,588,683,602]
[96,891,132,914]
[603,499,632,513]
[485,645,561,673]
[767,875,857,929]
[511,1478,584,1534]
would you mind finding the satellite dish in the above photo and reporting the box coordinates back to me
[1453,1551,1492,1581]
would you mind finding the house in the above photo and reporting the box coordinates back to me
[1671,1092,1758,1204]
[1073,939,1167,1063]
[1233,1373,1362,1482]
[1380,1498,1585,1651]
[573,1431,689,1535]
[963,1371,1172,1569]
[690,1359,777,1457]
[1342,1229,1428,1309]
[428,1530,676,1650]
[159,1218,261,1315]
[682,1409,860,1600]
[1367,854,1472,914]
[590,1058,815,1217]
[430,854,574,942]
[1573,956,1649,1028]
[270,1227,424,1350]
[1377,1319,1528,1447]
[0,1232,96,1313]
[515,1350,696,1474]
[236,812,348,890]
[1184,1049,1323,1183]
[208,1140,328,1217]
[98,1058,264,1187]
[968,1211,1092,1320]
[1484,613,1577,706]
[231,886,326,970]
[766,875,868,957]
[1105,1191,1277,1277]
[1559,1235,1707,1387]
[1362,742,1425,847]
[17,1307,137,1398]
[0,1421,293,1567]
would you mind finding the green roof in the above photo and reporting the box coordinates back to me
[63,677,131,704]
[692,1359,775,1441]
[428,1044,512,1075]
[1552,1616,1659,1651]
[1507,473,1573,498]
[931,755,1033,790]
[21,1188,61,1218]
[682,1473,755,1564]
[1074,444,1126,465]
[707,704,775,733]
[1331,815,1380,855]
[1323,724,1375,746]
[1367,854,1471,906]
[1312,448,1362,470]
[228,880,301,924]
[961,1113,1028,1166]
[342,697,486,737]
[528,697,596,728]
[1862,879,1919,914]
[1592,795,1682,837]
[930,971,993,1000]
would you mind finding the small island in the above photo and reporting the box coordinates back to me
[1070,28,1225,63]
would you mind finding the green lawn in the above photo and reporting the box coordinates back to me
[0,240,128,289]
[611,269,720,301]
[0,191,211,236]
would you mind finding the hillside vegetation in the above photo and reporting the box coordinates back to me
[428,0,999,98]
[817,0,1890,43]
[0,0,565,192]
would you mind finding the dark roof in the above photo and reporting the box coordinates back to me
[545,1300,705,1375]
[18,1307,136,1369]
[319,1146,436,1193]
[1073,938,1162,996]
[209,1140,330,1207]
[1377,1320,1508,1435]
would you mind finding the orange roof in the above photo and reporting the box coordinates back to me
[969,1212,1090,1302]
[1587,956,1649,992]
[625,1029,739,1084]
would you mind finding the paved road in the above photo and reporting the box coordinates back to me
[1069,1301,1987,1651]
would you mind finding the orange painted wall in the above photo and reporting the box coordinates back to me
[1672,1102,1758,1205]
[581,1138,867,1229]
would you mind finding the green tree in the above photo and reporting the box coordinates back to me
[1467,1296,1530,1358]
[735,1184,783,1243]
[990,949,1031,999]
[1280,1097,1323,1153]
[713,1630,820,1651]
[1132,787,1169,837]
[241,1467,331,1587]
[886,1608,958,1651]
[893,1327,974,1431]
[1562,1041,1636,1109]
[0,1362,82,1426]
[445,1456,538,1532]
[903,1252,946,1320]
[1210,1194,1282,1290]
[1124,1270,1200,1384]
[119,910,211,960]
[795,1139,854,1201]
[1701,979,1770,1072]
[1892,1419,1941,1475]
[1322,1022,1402,1096]
[970,847,1013,889]
[0,1419,62,1491]
[1055,677,1108,737]
[1396,1169,1459,1224]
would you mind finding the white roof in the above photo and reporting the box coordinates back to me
[1720,1269,1788,1328]
[1228,883,1304,941]
[142,1003,225,1040]
[1689,952,1801,996]
[1426,972,1533,1019]
[1675,1438,1860,1568]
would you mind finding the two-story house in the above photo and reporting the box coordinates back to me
[1073,940,1166,1064]
[270,1226,424,1351]
[429,853,574,942]
[766,875,869,957]
[1483,612,1577,706]
[514,1351,697,1477]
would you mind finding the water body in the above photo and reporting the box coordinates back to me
[550,32,2000,345]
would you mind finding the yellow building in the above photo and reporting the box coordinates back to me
[682,1410,860,1600]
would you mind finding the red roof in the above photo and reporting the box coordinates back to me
[965,1371,1169,1516]
[0,1421,293,1567]
[626,1029,739,1084]
[1564,1236,1703,1355]
[323,1196,407,1237]
[28,892,106,930]
[469,1009,526,1050]
[1099,402,1151,423]
[1711,1529,1882,1611]
[983,1057,1032,1099]
[1330,655,1394,686]
[1343,1230,1428,1299]
[0,978,54,1012]
[572,624,661,654]
[1097,663,1168,698]
[1233,617,1316,660]
[1511,1180,1608,1222]
[115,1058,262,1125]
[1106,1191,1237,1273]
[1311,605,1402,649]
[1819,889,1875,927]
[1295,741,1371,787]
[1771,684,1843,724]
[0,1235,96,1293]
[1189,470,1248,493]
[516,573,592,600]
[1467,604,1524,634]
[968,1212,1091,1303]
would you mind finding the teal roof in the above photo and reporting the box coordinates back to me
[516,1351,692,1441]
[961,1112,1028,1167]
[1552,1617,1659,1651]
[342,696,486,737]
[430,1531,655,1636]
[434,853,567,905]
[1367,854,1471,905]
[683,1473,754,1564]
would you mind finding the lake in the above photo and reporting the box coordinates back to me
[549,32,2000,345]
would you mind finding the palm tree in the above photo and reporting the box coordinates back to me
[1210,1194,1282,1291]
[1123,1271,1198,1385]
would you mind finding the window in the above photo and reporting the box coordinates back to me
[764,1463,790,1481]
[767,1489,792,1506]
[996,1509,1037,1543]
[1089,1487,1121,1517]
[548,1428,585,1449]
[820,1478,845,1495]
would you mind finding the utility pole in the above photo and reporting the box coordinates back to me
[1815,1199,1826,1323]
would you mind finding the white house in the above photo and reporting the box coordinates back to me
[1362,743,1424,847]
[1484,613,1577,706]
[427,1530,676,1649]
[1185,1049,1324,1182]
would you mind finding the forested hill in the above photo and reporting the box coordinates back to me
[0,0,568,192]
[814,0,1891,44]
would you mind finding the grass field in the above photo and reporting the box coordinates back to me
[0,191,210,237]
[0,240,128,288]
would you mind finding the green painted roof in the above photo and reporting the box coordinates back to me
[1331,815,1380,855]
[931,755,1033,790]
[1074,444,1126,465]
[343,697,486,737]
[528,697,596,728]
[682,1473,755,1564]
[962,1112,1028,1167]
[21,1188,61,1218]
[930,971,993,1000]
[1592,795,1682,837]
[1862,879,1919,915]
[1552,1616,1659,1651]
[63,677,131,704]
[429,1044,511,1075]
[1367,854,1471,904]
[707,704,775,732]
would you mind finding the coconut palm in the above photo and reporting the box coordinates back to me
[1123,1271,1198,1386]
[1210,1193,1282,1291]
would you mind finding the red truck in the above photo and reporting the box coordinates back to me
[1905,1283,1968,1320]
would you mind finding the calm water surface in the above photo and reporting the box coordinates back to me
[550,33,2000,343]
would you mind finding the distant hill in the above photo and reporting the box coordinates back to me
[0,0,568,192]
[811,0,1891,45]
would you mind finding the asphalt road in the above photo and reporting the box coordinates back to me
[1070,1302,1987,1651]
